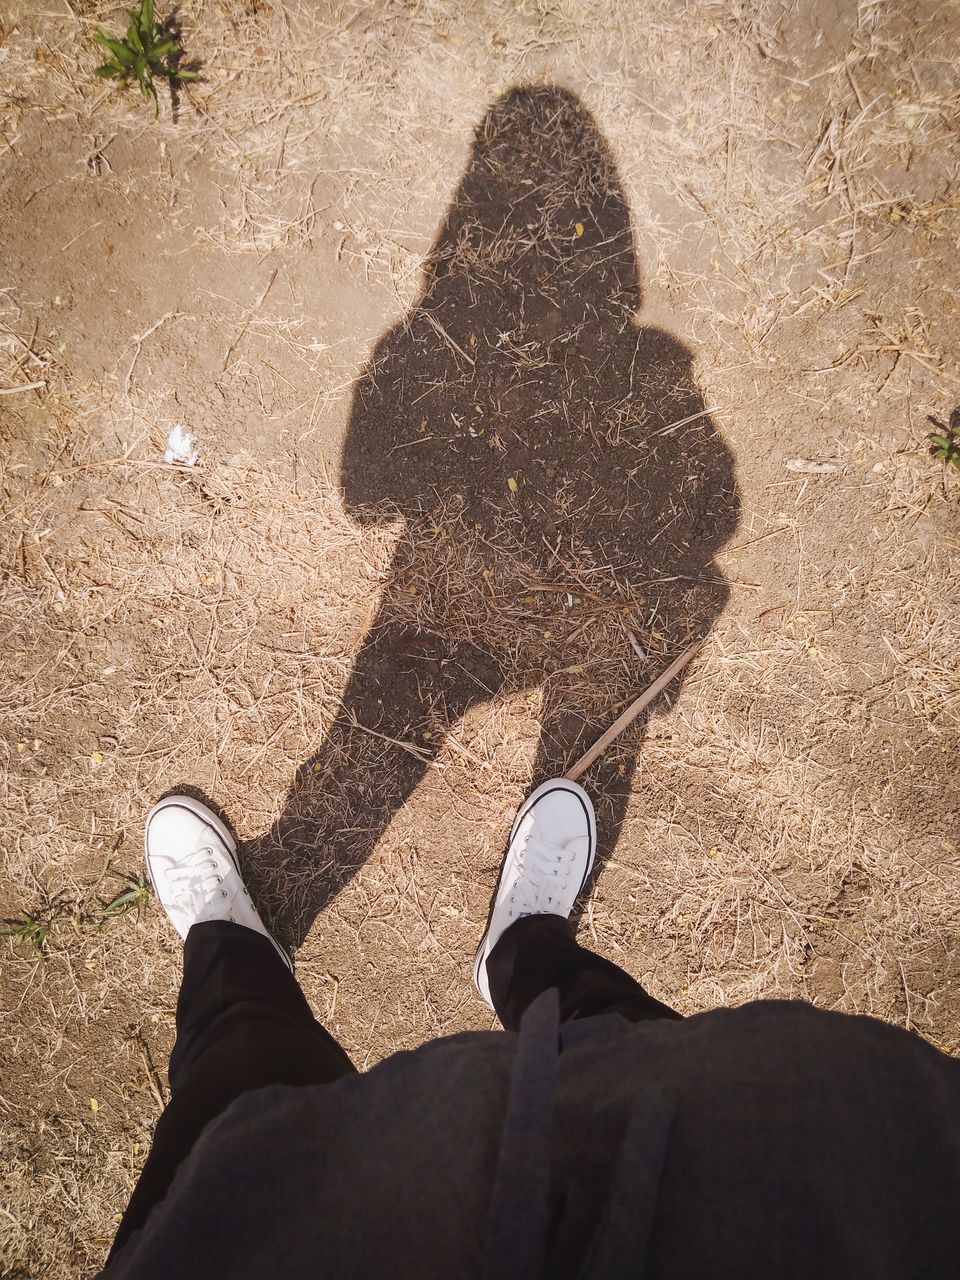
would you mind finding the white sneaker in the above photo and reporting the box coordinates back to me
[145,794,291,971]
[473,779,596,1009]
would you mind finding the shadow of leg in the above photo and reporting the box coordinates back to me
[243,608,505,949]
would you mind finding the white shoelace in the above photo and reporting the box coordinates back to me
[508,835,576,918]
[164,849,226,916]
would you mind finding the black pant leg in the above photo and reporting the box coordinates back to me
[109,921,354,1261]
[487,913,682,1031]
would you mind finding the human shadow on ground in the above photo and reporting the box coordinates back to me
[245,86,740,949]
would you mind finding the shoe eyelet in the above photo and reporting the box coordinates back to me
[220,890,228,898]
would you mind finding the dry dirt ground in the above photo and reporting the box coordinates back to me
[2,0,959,1273]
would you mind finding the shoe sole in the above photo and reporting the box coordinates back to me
[473,779,596,1006]
[144,795,292,972]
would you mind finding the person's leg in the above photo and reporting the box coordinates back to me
[486,912,680,1030]
[473,778,681,1031]
[109,798,356,1261]
[110,921,354,1258]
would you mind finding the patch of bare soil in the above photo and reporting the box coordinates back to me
[1,0,958,1273]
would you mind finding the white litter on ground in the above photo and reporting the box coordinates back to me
[163,425,199,466]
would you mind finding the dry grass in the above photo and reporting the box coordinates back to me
[2,0,960,1274]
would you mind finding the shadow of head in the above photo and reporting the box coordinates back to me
[340,82,737,614]
[248,85,740,947]
[342,85,644,527]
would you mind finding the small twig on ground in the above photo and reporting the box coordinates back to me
[652,406,721,437]
[221,269,279,374]
[0,380,45,395]
[421,309,476,366]
[898,959,914,1030]
[565,639,703,781]
[346,711,434,762]
[123,311,180,396]
[128,1031,165,1109]
[59,220,104,253]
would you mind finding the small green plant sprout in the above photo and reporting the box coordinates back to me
[93,0,199,116]
[0,908,57,953]
[1,867,151,954]
[928,408,960,475]
[98,871,151,923]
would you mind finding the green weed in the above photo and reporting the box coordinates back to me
[99,871,151,922]
[929,408,960,475]
[1,867,151,954]
[0,909,57,953]
[93,0,199,116]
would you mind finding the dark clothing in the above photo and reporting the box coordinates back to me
[110,914,676,1258]
[109,922,355,1256]
[487,912,680,1027]
[104,923,960,1279]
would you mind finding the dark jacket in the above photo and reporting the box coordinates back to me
[103,995,960,1279]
